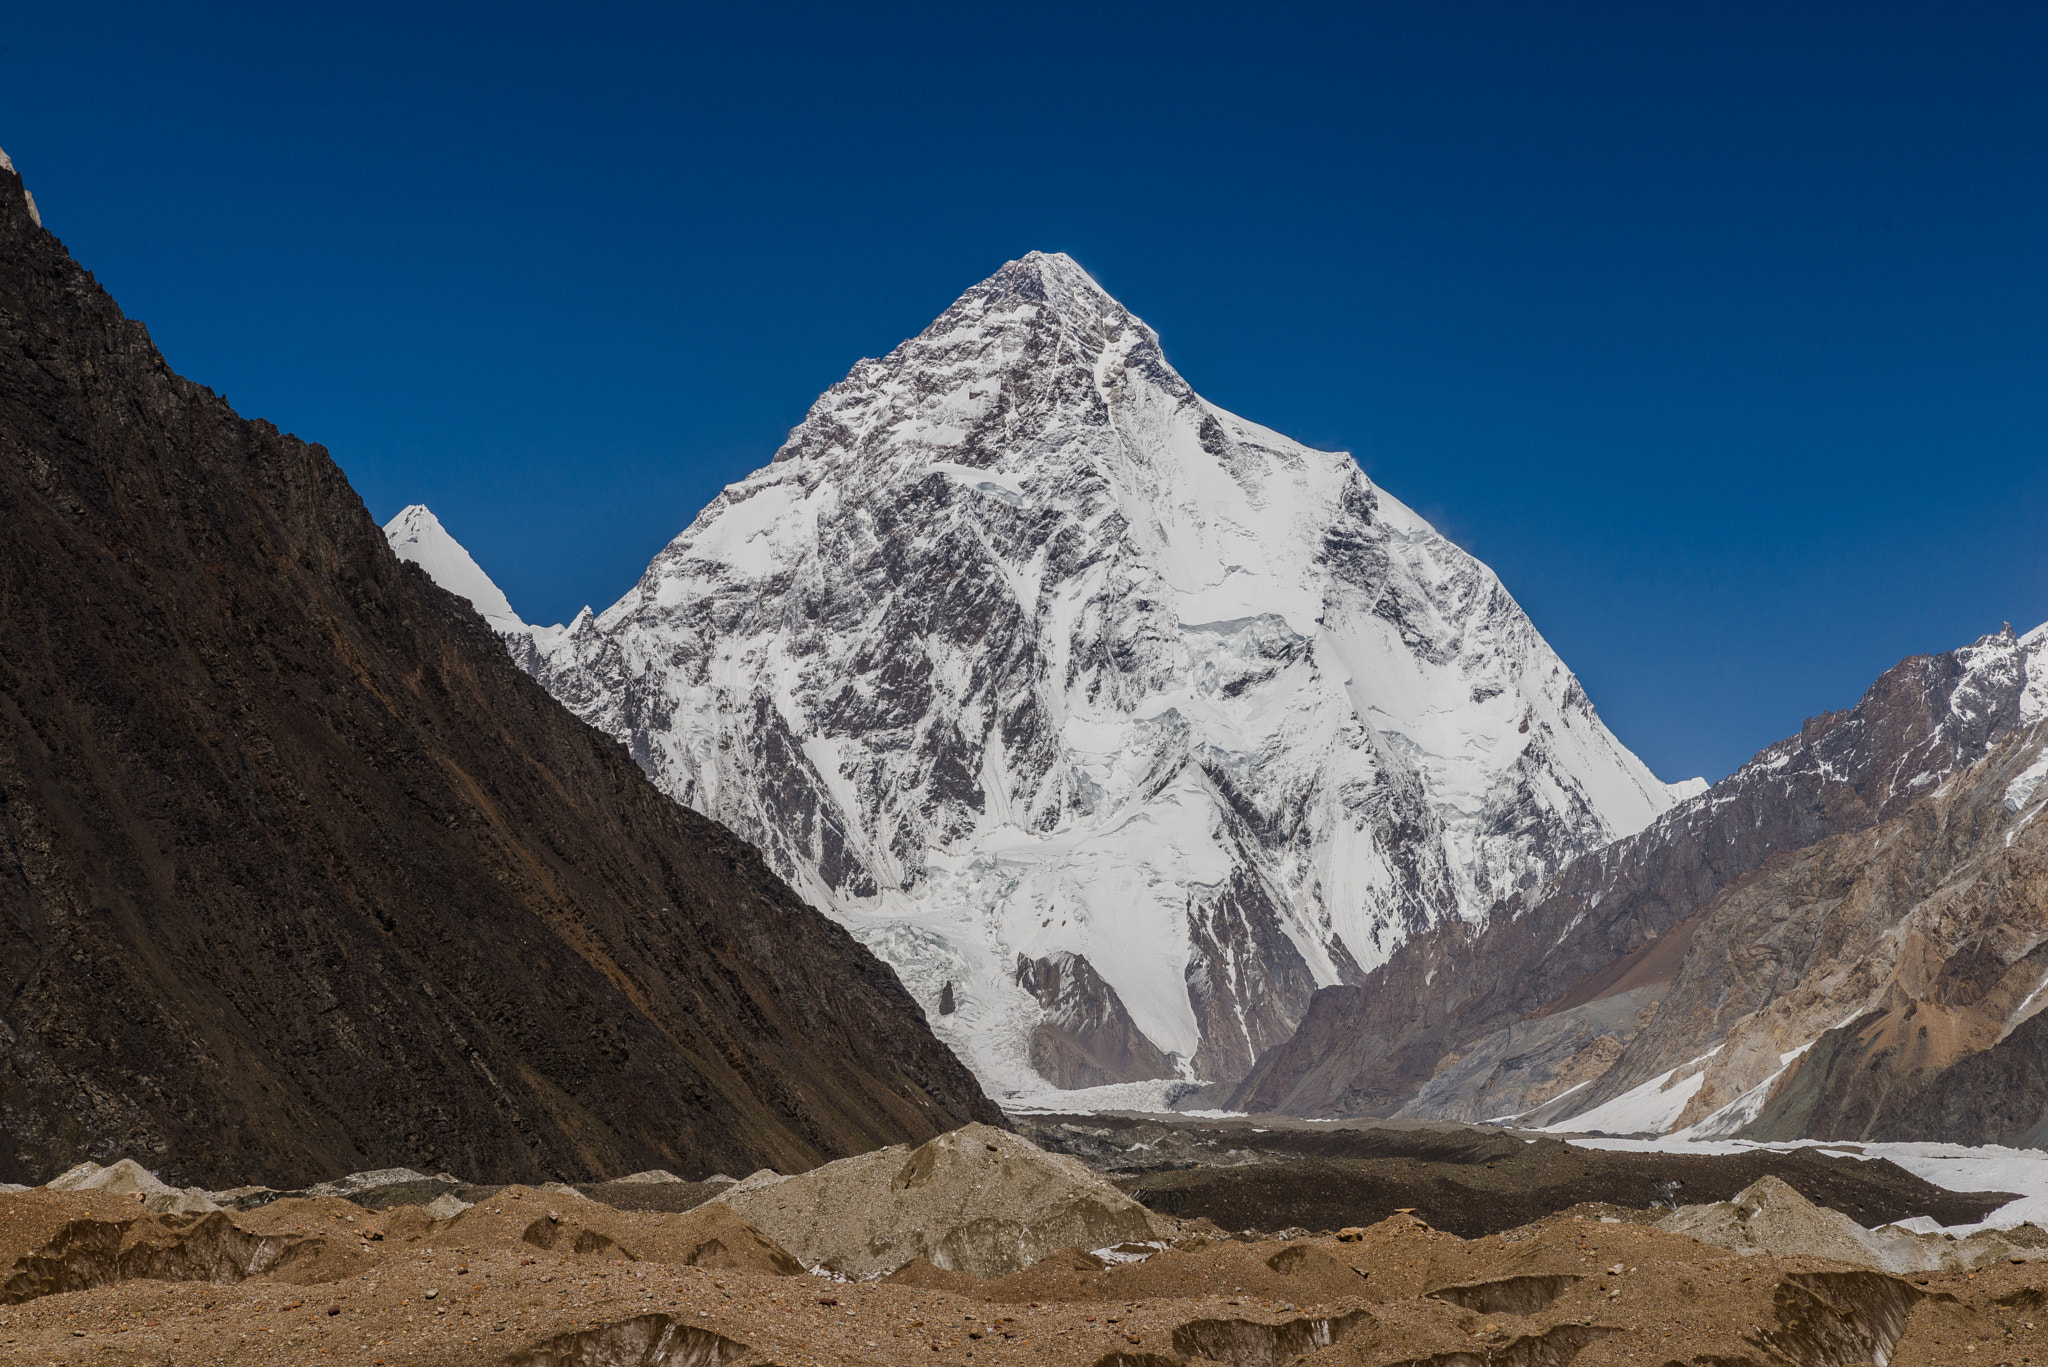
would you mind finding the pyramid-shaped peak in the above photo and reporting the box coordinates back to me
[1007,249,1097,286]
[388,503,443,536]
[382,504,524,631]
[973,251,1129,321]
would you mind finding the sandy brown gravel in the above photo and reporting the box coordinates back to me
[4,1187,2047,1365]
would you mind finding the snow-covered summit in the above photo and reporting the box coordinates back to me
[498,251,1695,1099]
[382,505,527,634]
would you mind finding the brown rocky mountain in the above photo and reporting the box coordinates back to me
[0,156,1000,1190]
[1232,622,2046,1125]
[1868,1006,2048,1148]
[1649,721,2048,1141]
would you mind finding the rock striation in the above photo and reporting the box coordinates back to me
[437,251,1691,1098]
[0,153,1000,1190]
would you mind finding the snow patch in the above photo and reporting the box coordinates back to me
[1545,1051,1719,1136]
[2003,748,2048,815]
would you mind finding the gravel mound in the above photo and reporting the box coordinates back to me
[712,1123,1171,1278]
[1657,1174,2044,1273]
[44,1160,218,1215]
[302,1167,444,1197]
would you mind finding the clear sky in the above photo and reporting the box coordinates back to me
[3,2,2043,783]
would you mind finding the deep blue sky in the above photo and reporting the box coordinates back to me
[4,3,2044,783]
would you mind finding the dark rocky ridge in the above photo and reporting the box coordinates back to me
[1232,625,2041,1118]
[1872,1005,2048,1148]
[0,159,1001,1189]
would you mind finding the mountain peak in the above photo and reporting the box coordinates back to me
[382,505,524,632]
[948,250,1140,347]
[990,249,1106,296]
[515,254,1686,1102]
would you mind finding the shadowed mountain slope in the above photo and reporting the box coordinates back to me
[0,156,1000,1189]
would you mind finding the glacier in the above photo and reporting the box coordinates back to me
[390,251,1696,1103]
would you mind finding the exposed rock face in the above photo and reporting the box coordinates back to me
[1443,675,2048,1142]
[0,156,1000,1190]
[1869,1006,2048,1148]
[1395,988,1654,1125]
[1232,623,2048,1119]
[1015,951,1176,1088]
[1552,717,2048,1140]
[491,251,1686,1098]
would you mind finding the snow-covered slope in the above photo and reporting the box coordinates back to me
[401,253,1693,1101]
[383,506,527,633]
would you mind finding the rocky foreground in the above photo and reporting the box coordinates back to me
[4,1124,2048,1366]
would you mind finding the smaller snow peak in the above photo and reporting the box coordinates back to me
[0,146,14,174]
[382,504,526,633]
[388,504,440,538]
[1667,777,1710,803]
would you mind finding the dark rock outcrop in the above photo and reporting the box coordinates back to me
[1015,951,1176,1088]
[1232,625,2044,1118]
[0,157,1001,1189]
